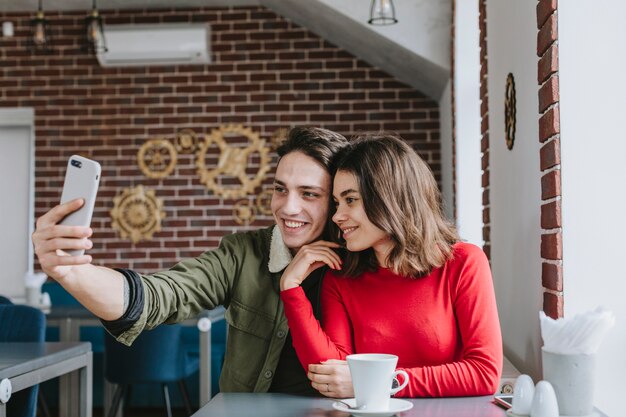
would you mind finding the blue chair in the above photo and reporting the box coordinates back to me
[0,304,46,417]
[104,324,200,417]
[0,294,12,304]
[40,281,106,408]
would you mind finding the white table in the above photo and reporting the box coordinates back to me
[192,393,508,417]
[0,342,92,417]
[193,393,609,417]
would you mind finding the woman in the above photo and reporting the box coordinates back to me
[279,134,503,398]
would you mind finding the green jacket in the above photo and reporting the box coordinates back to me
[115,225,302,392]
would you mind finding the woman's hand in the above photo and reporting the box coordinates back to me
[279,241,342,291]
[308,359,354,398]
[32,199,94,283]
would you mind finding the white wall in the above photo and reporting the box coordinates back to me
[453,0,483,246]
[439,81,454,221]
[486,0,543,380]
[558,2,626,415]
[0,108,35,299]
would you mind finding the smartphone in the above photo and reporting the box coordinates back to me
[59,155,101,256]
[493,393,513,410]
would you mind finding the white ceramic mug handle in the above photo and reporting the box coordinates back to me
[390,370,409,395]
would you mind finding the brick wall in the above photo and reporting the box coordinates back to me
[0,6,440,272]
[478,0,491,259]
[450,0,457,220]
[536,0,563,319]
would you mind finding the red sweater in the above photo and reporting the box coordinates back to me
[281,242,503,397]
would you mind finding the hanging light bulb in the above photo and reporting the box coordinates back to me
[29,0,52,52]
[84,0,107,53]
[368,0,398,26]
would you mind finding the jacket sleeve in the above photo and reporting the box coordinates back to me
[281,272,354,370]
[396,246,503,397]
[114,232,246,346]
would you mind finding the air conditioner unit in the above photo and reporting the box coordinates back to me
[97,23,211,67]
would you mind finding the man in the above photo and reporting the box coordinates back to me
[32,127,349,395]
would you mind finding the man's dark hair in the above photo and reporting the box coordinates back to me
[276,127,348,175]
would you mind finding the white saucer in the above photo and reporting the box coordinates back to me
[332,398,413,417]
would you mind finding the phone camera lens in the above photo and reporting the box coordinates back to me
[71,159,82,168]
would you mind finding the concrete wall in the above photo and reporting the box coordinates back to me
[558,2,626,415]
[486,0,543,379]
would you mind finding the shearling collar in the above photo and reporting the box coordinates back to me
[268,225,293,273]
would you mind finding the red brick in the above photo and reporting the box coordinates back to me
[482,188,490,206]
[536,0,557,29]
[541,200,561,229]
[482,244,491,260]
[541,232,562,259]
[540,138,560,170]
[480,96,489,117]
[481,133,489,152]
[542,263,563,291]
[482,170,490,188]
[539,106,560,142]
[482,225,490,242]
[543,292,564,319]
[538,44,558,84]
[537,14,558,57]
[541,170,561,199]
[481,115,489,134]
[539,76,559,113]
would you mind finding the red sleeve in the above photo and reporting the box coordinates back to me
[280,272,354,371]
[396,246,503,397]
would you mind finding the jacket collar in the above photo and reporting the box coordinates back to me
[268,225,293,273]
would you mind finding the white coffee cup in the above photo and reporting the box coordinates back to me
[347,353,409,411]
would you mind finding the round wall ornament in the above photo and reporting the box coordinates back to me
[255,188,273,216]
[175,129,199,154]
[233,199,256,225]
[196,124,270,199]
[110,185,166,244]
[137,138,178,179]
[504,73,517,150]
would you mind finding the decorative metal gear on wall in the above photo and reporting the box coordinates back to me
[504,73,517,150]
[256,188,273,216]
[175,129,199,154]
[196,124,271,199]
[138,138,178,179]
[233,199,256,225]
[110,185,166,244]
[269,127,289,150]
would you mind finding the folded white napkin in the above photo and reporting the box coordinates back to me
[540,307,615,355]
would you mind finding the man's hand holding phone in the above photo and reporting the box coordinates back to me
[32,156,129,321]
[32,198,95,283]
[33,155,101,283]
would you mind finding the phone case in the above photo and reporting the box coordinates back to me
[59,155,101,256]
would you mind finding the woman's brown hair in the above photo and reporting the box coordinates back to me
[332,134,459,277]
